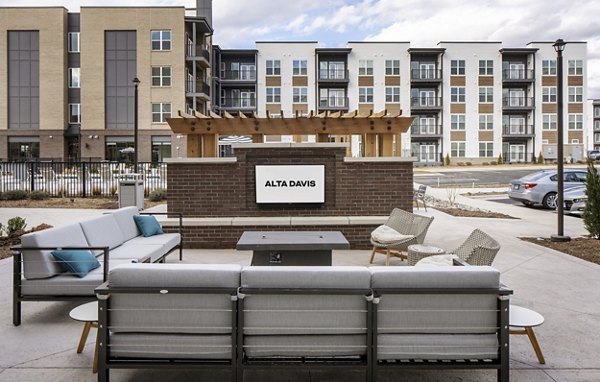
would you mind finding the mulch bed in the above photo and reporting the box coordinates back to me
[520,236,600,265]
[433,207,517,219]
[0,223,53,260]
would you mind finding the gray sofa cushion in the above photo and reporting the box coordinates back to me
[244,335,366,357]
[377,334,498,360]
[109,333,232,360]
[241,266,371,289]
[21,266,104,295]
[370,266,500,289]
[109,263,242,289]
[80,214,125,250]
[108,244,165,263]
[107,207,140,242]
[122,233,181,253]
[20,223,89,279]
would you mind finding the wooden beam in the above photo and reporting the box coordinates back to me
[223,110,235,119]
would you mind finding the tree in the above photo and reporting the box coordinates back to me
[583,158,600,239]
[537,152,545,164]
[497,153,503,165]
[444,153,451,166]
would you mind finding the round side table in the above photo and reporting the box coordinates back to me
[510,305,545,364]
[69,301,99,373]
[407,244,445,266]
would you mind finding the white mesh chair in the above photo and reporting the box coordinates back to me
[413,185,427,211]
[416,229,500,266]
[369,208,434,266]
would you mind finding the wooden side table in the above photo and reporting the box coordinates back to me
[69,301,99,373]
[407,244,445,266]
[510,305,545,364]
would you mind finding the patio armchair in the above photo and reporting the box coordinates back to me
[369,208,434,266]
[413,184,427,211]
[416,228,500,266]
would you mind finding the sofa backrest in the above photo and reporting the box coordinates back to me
[370,266,500,334]
[240,266,371,336]
[106,207,140,242]
[108,263,242,335]
[79,214,125,250]
[20,223,89,279]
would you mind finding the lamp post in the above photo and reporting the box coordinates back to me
[551,39,570,242]
[133,77,140,174]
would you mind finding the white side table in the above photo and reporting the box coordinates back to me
[510,305,545,364]
[407,244,445,266]
[69,301,99,373]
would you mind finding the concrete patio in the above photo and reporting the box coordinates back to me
[1,193,599,381]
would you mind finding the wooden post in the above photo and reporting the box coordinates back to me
[317,133,329,143]
[252,134,263,143]
[364,133,377,157]
[187,134,201,157]
[202,134,218,157]
[379,133,394,156]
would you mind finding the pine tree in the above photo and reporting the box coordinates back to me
[537,152,544,164]
[444,153,451,166]
[583,158,600,239]
[497,153,503,165]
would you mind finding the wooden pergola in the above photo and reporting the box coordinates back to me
[167,109,414,157]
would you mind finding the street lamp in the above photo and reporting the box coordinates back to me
[133,77,140,174]
[551,39,570,242]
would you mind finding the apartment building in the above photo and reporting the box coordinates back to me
[0,2,590,163]
[591,99,600,150]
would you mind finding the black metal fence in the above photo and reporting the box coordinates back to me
[0,162,167,197]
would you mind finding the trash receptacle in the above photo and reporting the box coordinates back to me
[118,180,144,210]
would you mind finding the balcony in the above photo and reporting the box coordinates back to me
[186,44,210,68]
[220,70,256,82]
[186,81,210,100]
[502,69,534,82]
[411,124,443,137]
[319,97,349,110]
[410,97,442,110]
[318,69,349,83]
[502,124,534,138]
[502,97,534,110]
[410,69,442,82]
[219,97,256,110]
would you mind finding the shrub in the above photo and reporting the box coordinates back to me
[456,162,465,166]
[91,187,102,196]
[149,188,167,202]
[0,223,4,237]
[537,152,544,164]
[466,162,472,166]
[29,190,50,200]
[444,153,451,166]
[2,190,28,200]
[497,154,503,165]
[482,162,490,166]
[110,185,117,196]
[583,158,600,239]
[7,216,27,236]
[490,161,498,166]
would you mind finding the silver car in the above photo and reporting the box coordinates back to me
[508,170,587,209]
[563,185,587,216]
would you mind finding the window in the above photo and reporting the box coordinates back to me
[319,88,345,108]
[479,87,493,103]
[68,67,80,88]
[595,107,600,118]
[152,103,171,123]
[568,60,583,75]
[451,142,466,157]
[451,87,465,103]
[68,103,80,123]
[266,60,281,76]
[542,60,556,75]
[293,87,307,103]
[568,87,583,103]
[292,60,307,76]
[479,142,493,157]
[568,114,583,130]
[451,60,465,75]
[359,87,374,103]
[479,114,493,130]
[320,61,345,79]
[451,114,465,130]
[8,138,40,161]
[151,136,171,162]
[385,60,400,75]
[542,87,557,103]
[266,87,281,103]
[571,139,579,144]
[151,30,171,51]
[595,120,600,131]
[105,137,134,162]
[385,87,400,103]
[543,114,557,130]
[152,66,171,87]
[358,60,374,75]
[478,60,493,75]
[68,32,80,53]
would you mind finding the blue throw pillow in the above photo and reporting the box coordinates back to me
[133,215,164,237]
[51,250,100,278]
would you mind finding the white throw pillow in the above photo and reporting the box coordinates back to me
[371,225,414,244]
[415,254,458,266]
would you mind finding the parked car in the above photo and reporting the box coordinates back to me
[563,185,587,216]
[589,150,600,161]
[508,169,587,209]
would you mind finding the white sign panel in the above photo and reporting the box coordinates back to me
[255,165,325,203]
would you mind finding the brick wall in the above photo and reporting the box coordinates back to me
[167,146,413,217]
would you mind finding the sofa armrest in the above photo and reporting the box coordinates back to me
[452,257,469,266]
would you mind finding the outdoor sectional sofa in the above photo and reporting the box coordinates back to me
[12,206,182,326]
[96,264,512,382]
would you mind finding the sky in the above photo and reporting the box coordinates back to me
[5,0,600,98]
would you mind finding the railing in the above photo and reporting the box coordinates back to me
[410,97,442,108]
[186,80,210,95]
[502,124,534,136]
[319,97,348,109]
[186,44,210,62]
[410,69,442,80]
[0,162,167,197]
[318,69,348,81]
[502,97,534,108]
[220,97,257,108]
[411,124,442,136]
[220,70,256,81]
[502,69,534,81]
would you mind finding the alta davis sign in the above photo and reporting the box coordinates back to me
[255,165,325,204]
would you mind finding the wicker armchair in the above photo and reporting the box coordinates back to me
[369,208,434,266]
[451,228,500,266]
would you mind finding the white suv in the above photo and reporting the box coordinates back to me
[589,150,600,161]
